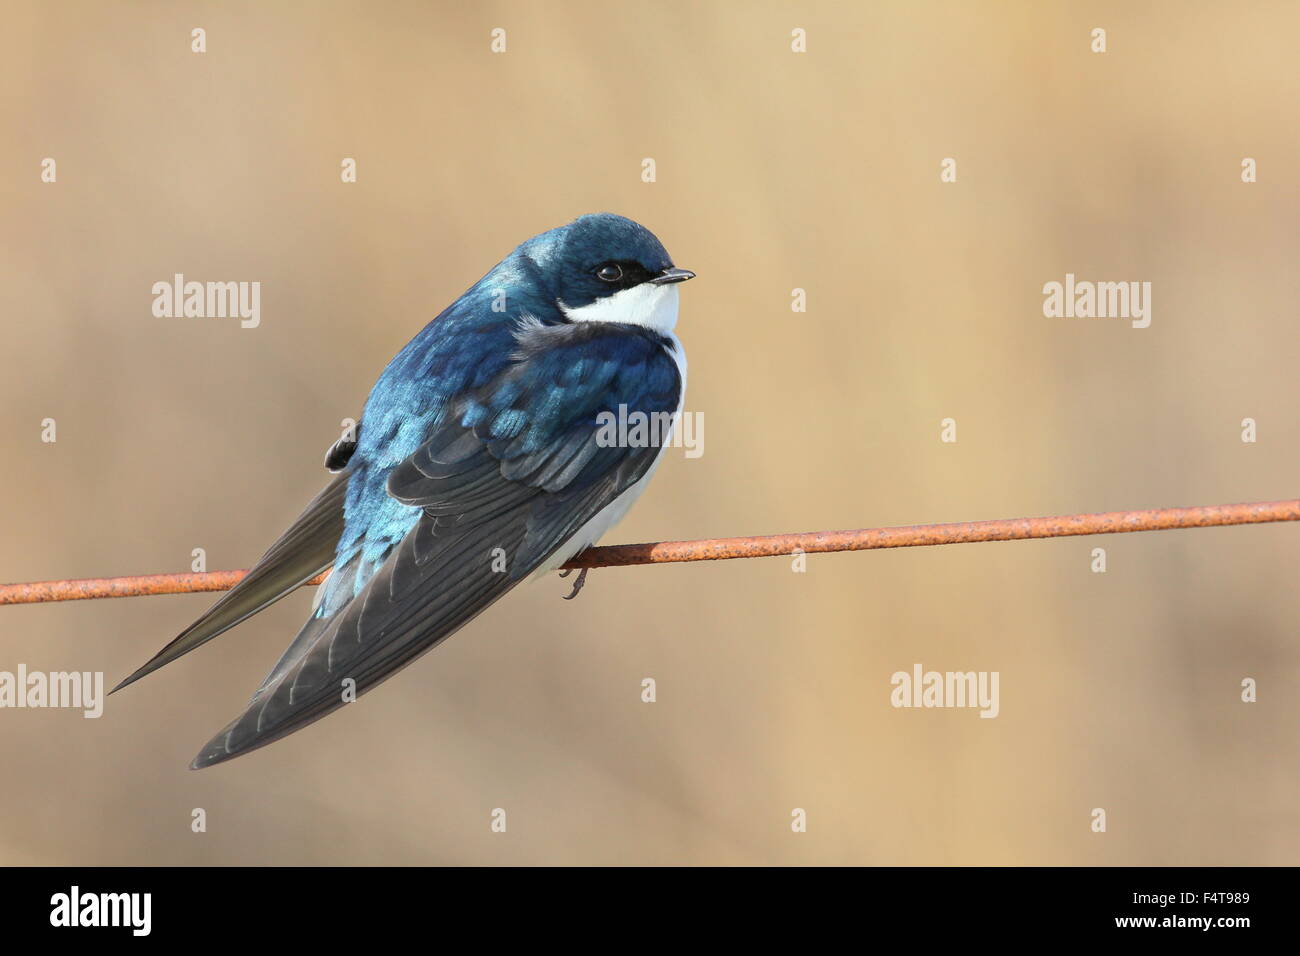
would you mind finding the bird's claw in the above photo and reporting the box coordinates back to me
[560,567,589,600]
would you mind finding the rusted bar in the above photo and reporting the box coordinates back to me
[565,498,1300,567]
[0,569,324,606]
[1,498,1296,606]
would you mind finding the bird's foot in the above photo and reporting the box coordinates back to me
[560,567,589,600]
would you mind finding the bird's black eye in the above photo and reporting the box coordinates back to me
[596,263,623,282]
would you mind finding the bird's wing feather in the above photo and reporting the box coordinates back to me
[192,324,681,767]
[112,469,351,693]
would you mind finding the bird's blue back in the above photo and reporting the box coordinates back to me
[320,215,679,615]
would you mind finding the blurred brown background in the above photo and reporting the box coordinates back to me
[1,0,1297,865]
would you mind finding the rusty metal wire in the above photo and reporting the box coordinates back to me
[1,498,1296,607]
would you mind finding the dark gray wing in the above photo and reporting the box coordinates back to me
[112,469,350,693]
[191,326,681,767]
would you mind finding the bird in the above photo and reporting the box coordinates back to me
[113,213,694,768]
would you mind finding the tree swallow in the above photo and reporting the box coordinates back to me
[115,213,694,768]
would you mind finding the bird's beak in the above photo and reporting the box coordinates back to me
[650,267,696,285]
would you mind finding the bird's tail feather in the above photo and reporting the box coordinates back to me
[110,470,351,694]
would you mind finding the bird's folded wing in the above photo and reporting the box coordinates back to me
[192,324,681,767]
[112,469,351,693]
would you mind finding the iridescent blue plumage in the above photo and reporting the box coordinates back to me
[321,213,680,612]
[115,213,694,767]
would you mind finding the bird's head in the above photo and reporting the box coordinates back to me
[519,213,694,332]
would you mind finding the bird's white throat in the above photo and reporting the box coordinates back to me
[560,283,680,334]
